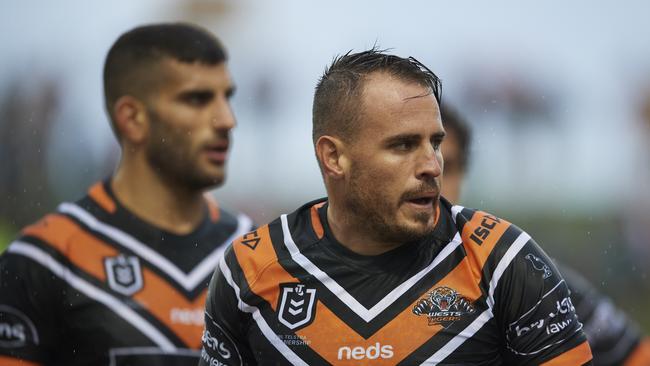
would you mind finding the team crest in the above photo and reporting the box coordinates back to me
[525,253,553,279]
[413,286,475,327]
[277,283,317,330]
[104,254,143,296]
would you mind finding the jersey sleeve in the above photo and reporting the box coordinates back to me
[560,263,650,366]
[0,242,66,364]
[200,247,257,366]
[495,234,593,365]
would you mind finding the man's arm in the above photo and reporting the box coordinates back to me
[0,241,65,365]
[199,250,256,366]
[496,233,593,365]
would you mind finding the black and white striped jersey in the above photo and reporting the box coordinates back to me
[0,181,254,366]
[200,197,593,365]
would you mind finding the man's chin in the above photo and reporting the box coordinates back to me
[199,166,226,185]
[391,217,436,242]
[177,173,225,192]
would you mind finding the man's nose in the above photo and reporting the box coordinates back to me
[211,99,236,131]
[416,145,442,180]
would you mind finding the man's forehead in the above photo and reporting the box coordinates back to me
[357,96,442,140]
[361,72,438,109]
[157,58,231,87]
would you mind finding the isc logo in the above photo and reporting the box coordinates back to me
[337,343,394,360]
[469,214,501,245]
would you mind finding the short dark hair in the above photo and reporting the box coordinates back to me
[441,103,472,172]
[103,23,227,134]
[312,48,442,143]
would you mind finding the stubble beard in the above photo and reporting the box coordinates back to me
[345,167,437,246]
[145,112,225,193]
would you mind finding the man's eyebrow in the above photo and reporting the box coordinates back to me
[178,88,214,96]
[384,133,421,144]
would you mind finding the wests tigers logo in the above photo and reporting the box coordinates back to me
[413,286,475,327]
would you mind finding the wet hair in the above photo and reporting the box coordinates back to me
[441,103,472,172]
[312,48,442,144]
[103,23,227,136]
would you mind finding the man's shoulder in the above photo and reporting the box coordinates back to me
[221,199,321,287]
[450,204,522,248]
[2,181,118,262]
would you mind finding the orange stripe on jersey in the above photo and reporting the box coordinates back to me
[233,216,506,364]
[460,211,511,284]
[310,202,326,240]
[23,213,209,348]
[0,356,42,366]
[132,272,208,348]
[22,214,117,281]
[624,338,650,366]
[540,340,592,365]
[88,182,116,213]
[297,301,438,366]
[295,248,488,363]
[204,195,220,222]
[233,225,299,311]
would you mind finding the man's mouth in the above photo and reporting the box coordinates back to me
[403,192,438,207]
[204,142,229,164]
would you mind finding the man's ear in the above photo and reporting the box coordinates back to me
[112,95,149,144]
[315,135,348,179]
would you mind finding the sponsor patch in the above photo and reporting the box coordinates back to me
[201,323,242,366]
[105,254,144,296]
[170,307,204,326]
[524,253,553,279]
[240,230,260,250]
[337,343,394,360]
[413,286,475,327]
[278,334,311,346]
[0,305,39,348]
[507,295,578,341]
[277,283,317,330]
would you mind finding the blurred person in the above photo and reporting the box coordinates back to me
[199,49,592,365]
[440,103,650,366]
[0,23,253,365]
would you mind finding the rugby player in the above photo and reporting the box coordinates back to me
[440,103,650,366]
[0,23,253,365]
[200,49,593,365]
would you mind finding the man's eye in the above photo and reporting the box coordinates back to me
[183,92,212,106]
[432,137,444,151]
[394,142,414,151]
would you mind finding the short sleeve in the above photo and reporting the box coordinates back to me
[199,253,256,366]
[495,236,592,365]
[0,245,65,363]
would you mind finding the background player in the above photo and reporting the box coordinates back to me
[0,23,253,365]
[200,49,592,365]
[440,103,650,366]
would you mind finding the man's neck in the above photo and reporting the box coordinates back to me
[326,201,402,256]
[111,162,206,235]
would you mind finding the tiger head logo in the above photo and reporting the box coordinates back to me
[429,286,457,312]
[413,286,476,327]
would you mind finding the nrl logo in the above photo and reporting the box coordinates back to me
[104,254,144,296]
[413,286,475,327]
[277,283,317,331]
